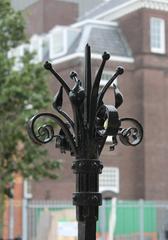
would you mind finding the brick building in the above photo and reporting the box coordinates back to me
[10,0,168,203]
[28,0,168,202]
[4,0,168,238]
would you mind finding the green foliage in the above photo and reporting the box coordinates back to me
[0,0,60,192]
[0,0,25,52]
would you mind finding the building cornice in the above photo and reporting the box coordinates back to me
[94,0,168,21]
[71,19,118,28]
[51,52,134,65]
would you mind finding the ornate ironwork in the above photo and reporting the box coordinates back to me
[27,44,143,240]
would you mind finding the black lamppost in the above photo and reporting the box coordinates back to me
[27,44,143,240]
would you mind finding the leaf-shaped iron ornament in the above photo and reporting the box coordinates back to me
[27,44,143,158]
[53,86,74,129]
[113,83,123,109]
[27,44,143,240]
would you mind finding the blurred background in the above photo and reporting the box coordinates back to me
[1,0,168,239]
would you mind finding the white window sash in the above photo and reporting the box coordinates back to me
[8,44,29,71]
[30,35,44,63]
[99,167,119,193]
[150,17,166,54]
[49,27,68,59]
[23,179,32,199]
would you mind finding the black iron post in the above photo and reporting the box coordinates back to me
[27,44,143,240]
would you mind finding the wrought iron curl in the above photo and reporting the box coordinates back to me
[119,118,143,146]
[27,112,77,155]
[37,124,55,143]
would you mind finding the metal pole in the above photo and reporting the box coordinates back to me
[72,159,103,239]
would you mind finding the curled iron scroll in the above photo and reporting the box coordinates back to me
[119,118,143,146]
[27,112,77,155]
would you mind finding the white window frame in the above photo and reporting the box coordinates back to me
[23,179,32,199]
[150,17,166,54]
[30,35,44,63]
[49,26,68,59]
[42,34,50,58]
[8,44,29,71]
[99,167,119,194]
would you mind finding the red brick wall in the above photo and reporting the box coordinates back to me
[119,8,168,200]
[23,0,78,37]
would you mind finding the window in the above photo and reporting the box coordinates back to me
[23,179,32,199]
[150,17,165,54]
[30,35,44,63]
[49,26,80,60]
[43,35,50,59]
[49,27,66,59]
[100,71,117,87]
[8,44,29,70]
[99,167,119,193]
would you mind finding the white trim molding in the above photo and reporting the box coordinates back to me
[71,19,118,28]
[91,53,134,63]
[51,52,134,65]
[94,0,168,21]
